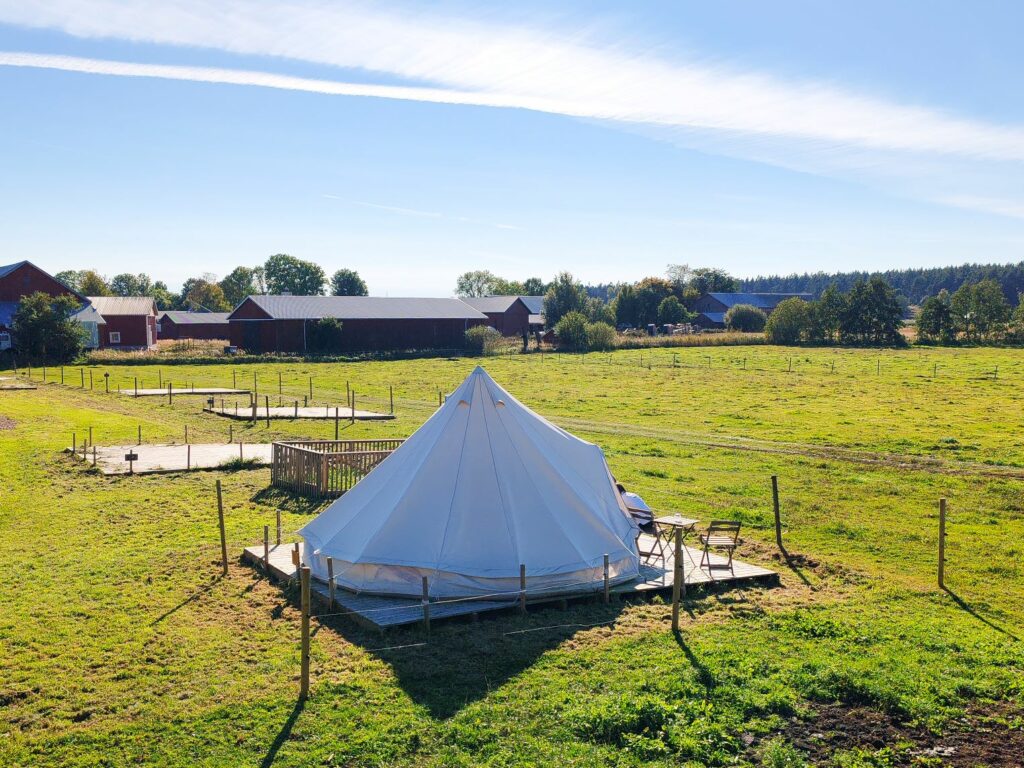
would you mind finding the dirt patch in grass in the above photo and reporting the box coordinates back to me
[772,702,1024,767]
[0,415,16,429]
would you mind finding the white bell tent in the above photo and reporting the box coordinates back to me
[298,366,640,599]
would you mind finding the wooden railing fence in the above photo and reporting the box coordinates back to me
[272,439,404,498]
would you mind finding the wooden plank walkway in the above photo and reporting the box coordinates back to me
[242,536,777,630]
[206,405,394,421]
[66,442,272,474]
[125,387,250,397]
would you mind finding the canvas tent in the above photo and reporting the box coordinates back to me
[299,367,640,598]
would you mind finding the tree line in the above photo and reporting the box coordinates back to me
[740,261,1024,305]
[56,254,368,313]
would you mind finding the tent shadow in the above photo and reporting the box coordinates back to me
[251,486,332,515]
[318,599,629,720]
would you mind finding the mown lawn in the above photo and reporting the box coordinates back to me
[1,346,1022,767]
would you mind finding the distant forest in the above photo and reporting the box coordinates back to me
[740,262,1024,306]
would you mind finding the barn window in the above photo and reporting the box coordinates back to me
[109,331,121,344]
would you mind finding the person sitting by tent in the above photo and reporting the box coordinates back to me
[616,482,653,529]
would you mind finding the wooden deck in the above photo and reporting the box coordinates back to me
[125,387,250,397]
[205,405,394,421]
[242,535,777,630]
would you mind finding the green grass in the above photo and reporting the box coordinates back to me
[1,346,1022,767]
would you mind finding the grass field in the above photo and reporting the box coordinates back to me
[1,346,1022,767]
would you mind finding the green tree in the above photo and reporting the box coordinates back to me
[219,267,261,307]
[330,269,369,296]
[633,277,674,326]
[689,267,739,294]
[949,279,1011,341]
[264,254,326,295]
[178,277,231,312]
[657,295,687,325]
[586,321,616,351]
[814,283,846,343]
[543,272,588,328]
[1010,295,1024,342]
[11,292,87,363]
[455,270,499,297]
[78,270,111,296]
[915,291,955,344]
[584,296,615,325]
[522,277,547,296]
[150,281,176,311]
[306,317,344,353]
[724,303,767,332]
[492,277,526,295]
[613,283,640,327]
[54,270,82,292]
[109,273,153,296]
[840,278,904,346]
[553,310,589,351]
[765,298,810,345]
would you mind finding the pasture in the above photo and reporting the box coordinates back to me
[1,346,1022,767]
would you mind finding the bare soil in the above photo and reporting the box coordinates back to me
[765,702,1024,767]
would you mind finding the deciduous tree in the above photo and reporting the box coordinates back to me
[330,269,369,296]
[264,254,326,295]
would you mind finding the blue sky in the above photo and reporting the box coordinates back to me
[1,1,1022,296]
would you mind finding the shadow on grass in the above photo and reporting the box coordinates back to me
[259,698,304,768]
[942,586,1020,641]
[150,575,222,626]
[251,486,332,515]
[319,600,628,719]
[672,629,716,691]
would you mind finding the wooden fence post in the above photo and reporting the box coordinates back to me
[61,367,64,385]
[350,392,355,424]
[168,382,173,404]
[80,368,85,387]
[603,553,610,604]
[263,525,270,571]
[216,480,228,575]
[185,424,189,444]
[72,432,77,455]
[88,426,93,446]
[670,528,684,631]
[300,565,311,701]
[187,443,191,470]
[92,445,97,467]
[228,424,233,443]
[334,407,339,440]
[278,370,282,394]
[308,377,313,400]
[89,369,93,390]
[137,425,142,446]
[389,385,394,415]
[519,564,527,614]
[771,475,783,551]
[134,377,138,396]
[265,395,270,428]
[422,576,430,635]
[276,509,282,545]
[938,498,947,590]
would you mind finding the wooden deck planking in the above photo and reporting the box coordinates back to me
[242,535,777,630]
[205,405,394,421]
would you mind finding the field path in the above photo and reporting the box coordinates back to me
[559,417,1024,480]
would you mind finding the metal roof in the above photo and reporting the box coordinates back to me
[231,295,489,321]
[86,296,158,316]
[519,296,545,314]
[73,304,105,324]
[460,296,523,313]
[159,311,230,325]
[698,312,727,324]
[706,292,812,310]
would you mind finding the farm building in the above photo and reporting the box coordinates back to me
[0,261,83,346]
[693,292,813,329]
[227,295,488,354]
[157,311,230,340]
[520,295,546,330]
[82,296,159,349]
[460,295,536,336]
[298,367,640,598]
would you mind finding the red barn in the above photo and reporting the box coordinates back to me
[0,260,83,336]
[86,296,158,349]
[157,311,230,341]
[228,295,488,354]
[460,296,536,337]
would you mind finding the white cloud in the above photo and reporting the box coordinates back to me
[2,1,1024,218]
